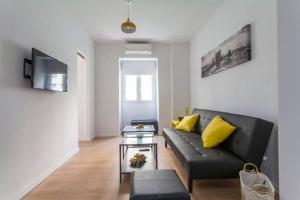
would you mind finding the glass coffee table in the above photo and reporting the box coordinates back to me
[119,137,158,183]
[121,125,155,137]
[123,131,154,138]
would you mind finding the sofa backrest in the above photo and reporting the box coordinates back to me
[192,108,274,167]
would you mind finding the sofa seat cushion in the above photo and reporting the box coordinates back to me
[163,128,244,178]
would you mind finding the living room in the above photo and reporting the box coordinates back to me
[0,0,298,200]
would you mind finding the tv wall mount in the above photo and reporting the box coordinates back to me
[23,58,33,80]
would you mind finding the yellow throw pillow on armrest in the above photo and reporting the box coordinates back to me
[201,115,236,148]
[175,114,199,132]
[172,119,181,128]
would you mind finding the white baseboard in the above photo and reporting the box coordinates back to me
[96,132,120,137]
[79,136,96,142]
[9,147,79,200]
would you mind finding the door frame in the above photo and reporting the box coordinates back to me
[118,57,159,132]
[77,50,89,142]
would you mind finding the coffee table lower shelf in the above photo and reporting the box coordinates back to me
[119,145,157,182]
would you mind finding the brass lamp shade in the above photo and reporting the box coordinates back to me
[121,18,136,33]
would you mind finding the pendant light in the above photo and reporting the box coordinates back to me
[121,0,136,33]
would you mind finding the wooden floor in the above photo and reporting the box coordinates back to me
[23,136,244,200]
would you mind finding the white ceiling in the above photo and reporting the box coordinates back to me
[62,0,224,43]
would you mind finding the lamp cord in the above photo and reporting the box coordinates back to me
[127,1,130,19]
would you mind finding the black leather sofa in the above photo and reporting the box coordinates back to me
[163,108,274,192]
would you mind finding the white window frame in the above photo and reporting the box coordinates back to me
[124,75,155,103]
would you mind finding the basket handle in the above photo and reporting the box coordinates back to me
[244,163,259,173]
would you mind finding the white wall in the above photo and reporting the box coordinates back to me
[78,54,95,141]
[277,0,300,199]
[190,0,278,188]
[0,1,95,199]
[95,43,190,136]
[171,43,190,118]
[95,43,121,136]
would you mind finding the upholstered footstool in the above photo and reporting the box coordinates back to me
[130,169,190,200]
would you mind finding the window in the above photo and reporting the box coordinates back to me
[125,75,137,101]
[124,75,154,102]
[140,75,153,101]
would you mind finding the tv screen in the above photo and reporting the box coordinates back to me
[32,48,67,92]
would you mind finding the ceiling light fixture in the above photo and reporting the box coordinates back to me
[121,0,136,34]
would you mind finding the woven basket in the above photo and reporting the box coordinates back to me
[240,163,275,200]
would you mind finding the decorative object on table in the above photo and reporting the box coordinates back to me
[129,153,147,168]
[136,124,144,129]
[201,24,251,78]
[240,163,275,200]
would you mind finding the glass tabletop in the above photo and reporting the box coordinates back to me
[120,137,157,145]
[122,125,155,133]
[123,132,154,138]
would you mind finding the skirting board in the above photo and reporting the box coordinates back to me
[79,136,96,142]
[96,132,120,137]
[8,147,80,200]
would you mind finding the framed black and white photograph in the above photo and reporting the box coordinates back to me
[201,24,251,78]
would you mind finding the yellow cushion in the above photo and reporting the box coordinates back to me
[175,114,199,132]
[201,115,236,148]
[172,119,181,128]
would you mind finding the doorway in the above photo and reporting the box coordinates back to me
[77,52,88,141]
[119,58,159,130]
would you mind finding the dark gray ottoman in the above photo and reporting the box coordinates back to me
[130,169,190,200]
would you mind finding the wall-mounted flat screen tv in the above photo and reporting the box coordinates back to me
[32,48,67,92]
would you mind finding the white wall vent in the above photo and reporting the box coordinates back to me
[125,43,152,55]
